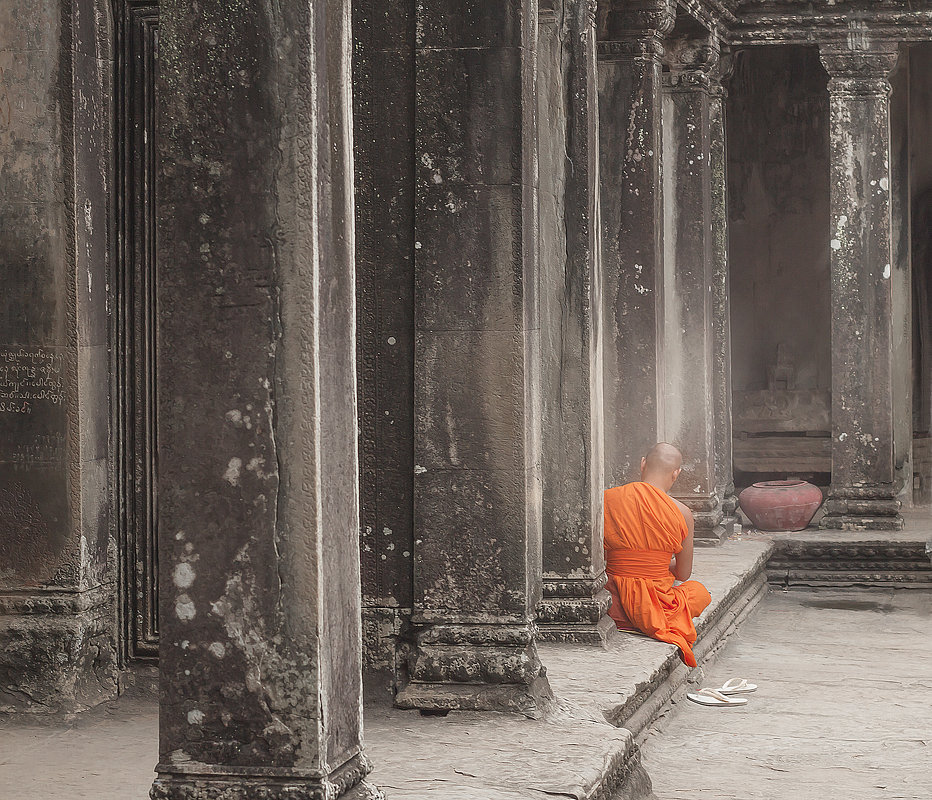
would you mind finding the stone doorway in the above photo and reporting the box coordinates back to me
[726,46,833,495]
[114,0,160,664]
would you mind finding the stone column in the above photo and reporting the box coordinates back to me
[890,54,912,506]
[0,0,115,712]
[536,1,613,644]
[152,1,380,798]
[597,0,675,487]
[396,1,552,715]
[709,51,738,527]
[819,42,904,530]
[659,38,725,543]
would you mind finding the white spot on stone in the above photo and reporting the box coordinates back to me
[180,640,189,649]
[838,432,848,442]
[831,239,842,251]
[174,562,196,589]
[879,177,889,191]
[883,264,891,279]
[414,465,427,474]
[226,409,243,424]
[388,336,396,345]
[224,457,243,486]
[175,595,196,621]
[175,530,186,541]
[187,709,205,725]
[414,241,422,250]
[208,642,226,658]
[199,214,210,225]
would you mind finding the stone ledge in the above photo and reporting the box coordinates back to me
[540,538,773,739]
[366,538,774,800]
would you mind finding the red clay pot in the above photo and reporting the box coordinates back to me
[738,480,823,532]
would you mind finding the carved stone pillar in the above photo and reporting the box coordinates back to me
[819,42,904,530]
[152,1,381,797]
[659,38,725,543]
[536,0,613,644]
[396,0,553,715]
[597,0,675,488]
[709,51,738,527]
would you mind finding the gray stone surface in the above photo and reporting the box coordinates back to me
[540,537,773,731]
[642,588,932,799]
[352,0,417,677]
[153,0,376,797]
[403,0,551,713]
[709,54,736,519]
[597,3,674,489]
[820,43,903,530]
[661,39,723,542]
[0,0,116,713]
[537,2,612,644]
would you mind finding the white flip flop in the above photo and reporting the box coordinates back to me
[717,677,757,695]
[686,688,749,707]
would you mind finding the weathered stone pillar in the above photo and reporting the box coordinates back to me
[597,0,675,487]
[890,53,912,506]
[152,1,380,798]
[659,37,725,543]
[395,1,552,715]
[0,0,116,712]
[536,1,613,644]
[819,42,904,530]
[709,51,738,527]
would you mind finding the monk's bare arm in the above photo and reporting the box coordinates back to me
[671,499,695,581]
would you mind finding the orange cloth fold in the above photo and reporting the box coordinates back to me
[604,482,711,668]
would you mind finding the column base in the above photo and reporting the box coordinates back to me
[395,620,554,717]
[676,496,727,546]
[0,586,118,713]
[819,488,904,531]
[536,576,615,644]
[151,756,382,800]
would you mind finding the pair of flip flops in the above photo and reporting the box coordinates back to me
[686,678,757,707]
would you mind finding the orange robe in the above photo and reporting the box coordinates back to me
[604,481,711,667]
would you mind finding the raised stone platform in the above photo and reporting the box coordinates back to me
[365,538,773,799]
[4,528,932,799]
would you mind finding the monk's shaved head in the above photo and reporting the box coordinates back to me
[640,442,683,489]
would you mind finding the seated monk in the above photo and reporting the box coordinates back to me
[604,442,711,667]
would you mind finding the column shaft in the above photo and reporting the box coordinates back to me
[660,60,724,543]
[537,0,612,644]
[819,44,903,530]
[397,0,553,715]
[709,67,737,524]
[0,0,115,712]
[597,4,673,487]
[152,1,379,797]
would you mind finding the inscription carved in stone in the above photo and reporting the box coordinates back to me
[0,348,66,413]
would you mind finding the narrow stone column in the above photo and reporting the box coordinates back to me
[152,1,381,798]
[890,56,912,506]
[709,52,738,528]
[660,39,725,543]
[537,0,613,644]
[597,0,675,487]
[396,1,553,714]
[819,43,904,530]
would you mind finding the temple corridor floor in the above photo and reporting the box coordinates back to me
[640,588,932,800]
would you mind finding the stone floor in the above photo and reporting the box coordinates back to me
[641,587,932,800]
[1,521,931,799]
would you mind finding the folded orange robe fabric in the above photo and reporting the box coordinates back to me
[604,482,711,667]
